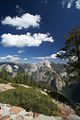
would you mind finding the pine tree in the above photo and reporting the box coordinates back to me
[58,27,80,82]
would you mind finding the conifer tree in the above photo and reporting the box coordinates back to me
[58,27,80,82]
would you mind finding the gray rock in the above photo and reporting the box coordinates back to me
[69,114,80,120]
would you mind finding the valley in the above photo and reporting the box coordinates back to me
[0,61,80,119]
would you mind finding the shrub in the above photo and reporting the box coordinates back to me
[0,86,59,116]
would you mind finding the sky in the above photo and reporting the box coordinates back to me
[0,0,80,63]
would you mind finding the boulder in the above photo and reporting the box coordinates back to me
[10,107,24,114]
[16,115,24,120]
[0,115,11,120]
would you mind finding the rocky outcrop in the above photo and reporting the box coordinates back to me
[0,63,19,77]
[32,64,65,93]
[0,103,62,120]
[0,103,80,120]
[0,83,15,92]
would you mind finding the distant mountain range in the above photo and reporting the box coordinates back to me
[0,61,67,94]
[0,60,66,77]
[1,61,80,104]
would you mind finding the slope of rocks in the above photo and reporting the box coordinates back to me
[0,102,80,120]
[0,103,61,120]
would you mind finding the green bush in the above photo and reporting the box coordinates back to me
[0,86,59,116]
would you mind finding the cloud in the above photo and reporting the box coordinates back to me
[50,54,57,59]
[67,0,74,8]
[62,0,66,8]
[1,13,41,30]
[75,0,80,9]
[57,50,65,55]
[33,50,65,61]
[24,58,27,61]
[62,0,80,10]
[1,33,54,47]
[16,5,20,9]
[0,55,21,63]
[16,5,25,15]
[18,50,25,54]
[41,0,48,4]
[43,0,48,4]
[33,53,57,60]
[62,0,75,9]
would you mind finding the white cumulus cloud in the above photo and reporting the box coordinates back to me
[1,33,54,47]
[1,13,41,30]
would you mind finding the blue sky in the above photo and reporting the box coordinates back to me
[0,0,80,63]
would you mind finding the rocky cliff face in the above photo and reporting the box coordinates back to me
[0,102,80,120]
[0,61,80,115]
[0,61,75,103]
[31,61,65,93]
[0,103,61,120]
[0,61,66,94]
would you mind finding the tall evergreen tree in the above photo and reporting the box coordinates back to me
[58,27,80,82]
